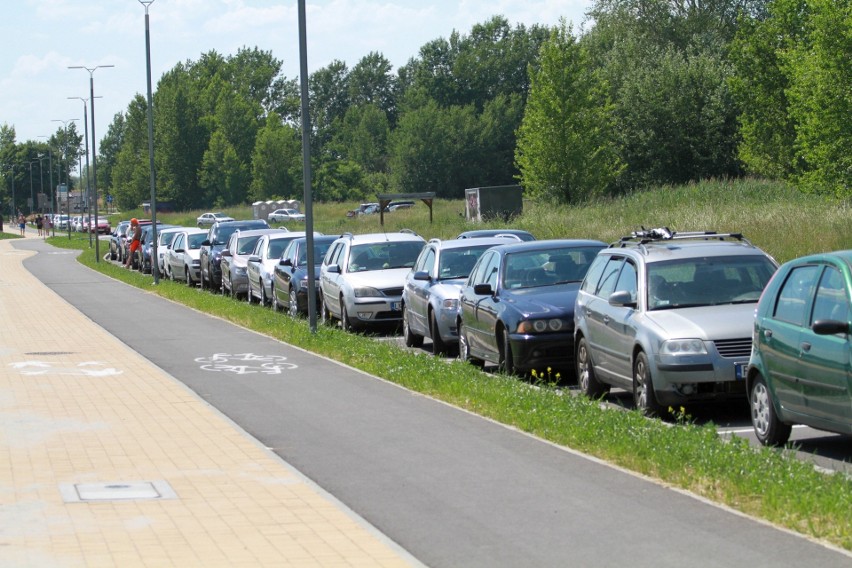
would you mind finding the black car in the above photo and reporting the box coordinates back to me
[199,219,269,291]
[456,229,536,242]
[109,220,131,261]
[272,235,337,316]
[457,239,606,377]
[136,223,179,274]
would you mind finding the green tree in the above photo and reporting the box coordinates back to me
[199,131,249,206]
[111,96,151,211]
[515,22,623,203]
[249,112,302,201]
[97,112,126,198]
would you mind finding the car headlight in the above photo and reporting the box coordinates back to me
[516,318,570,334]
[441,299,459,311]
[354,286,382,298]
[661,339,708,355]
[235,267,247,276]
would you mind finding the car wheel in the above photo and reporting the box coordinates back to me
[288,288,300,317]
[499,329,517,376]
[186,267,193,287]
[199,268,207,290]
[430,310,449,355]
[320,296,332,325]
[458,319,484,367]
[246,282,255,304]
[633,351,663,416]
[271,283,281,311]
[340,300,354,332]
[403,304,423,347]
[260,282,269,306]
[750,374,792,446]
[576,336,609,397]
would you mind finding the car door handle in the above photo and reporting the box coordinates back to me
[602,316,610,324]
[800,342,811,352]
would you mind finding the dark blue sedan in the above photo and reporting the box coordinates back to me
[272,235,338,316]
[458,239,606,378]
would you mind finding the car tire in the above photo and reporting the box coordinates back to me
[186,267,193,287]
[320,296,332,325]
[403,305,423,347]
[200,268,207,290]
[340,301,354,332]
[271,284,281,311]
[260,282,268,307]
[458,319,484,368]
[288,288,300,318]
[430,310,449,355]
[576,336,609,397]
[633,351,663,416]
[499,329,517,376]
[246,282,255,304]
[750,374,792,446]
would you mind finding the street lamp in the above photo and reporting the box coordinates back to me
[68,64,113,262]
[139,0,159,282]
[67,97,95,223]
[52,119,78,239]
[29,159,38,216]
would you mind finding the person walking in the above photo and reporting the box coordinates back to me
[36,214,43,237]
[124,218,142,269]
[18,213,26,236]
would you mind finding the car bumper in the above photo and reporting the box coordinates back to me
[345,296,403,325]
[508,331,575,373]
[652,354,749,405]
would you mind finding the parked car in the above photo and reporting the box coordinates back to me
[456,229,536,242]
[167,228,208,286]
[402,237,515,355]
[199,219,270,291]
[267,208,306,223]
[155,226,188,278]
[346,203,380,217]
[574,228,778,415]
[196,212,235,227]
[272,235,338,316]
[137,224,179,274]
[320,231,426,330]
[56,214,70,230]
[121,219,153,269]
[71,216,83,232]
[220,229,282,298]
[86,216,111,234]
[109,220,131,261]
[747,250,852,446]
[247,231,319,305]
[458,239,607,377]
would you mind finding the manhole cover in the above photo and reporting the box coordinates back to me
[60,480,177,503]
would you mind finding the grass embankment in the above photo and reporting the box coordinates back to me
[56,179,852,550]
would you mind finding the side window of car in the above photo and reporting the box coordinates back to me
[484,254,500,289]
[420,248,436,275]
[324,243,341,266]
[615,260,638,301]
[173,234,183,251]
[773,265,820,325]
[580,254,609,294]
[810,266,849,326]
[469,251,494,285]
[596,257,625,299]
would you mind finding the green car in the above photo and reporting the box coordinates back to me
[747,250,852,445]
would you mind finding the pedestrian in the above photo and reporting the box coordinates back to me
[124,218,142,268]
[18,213,26,236]
[36,214,43,236]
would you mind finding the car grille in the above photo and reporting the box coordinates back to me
[713,338,751,358]
[382,287,403,297]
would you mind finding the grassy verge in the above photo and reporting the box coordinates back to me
[74,180,851,549]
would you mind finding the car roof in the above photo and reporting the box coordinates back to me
[234,228,284,238]
[785,250,852,267]
[429,237,520,250]
[342,231,425,244]
[456,229,535,241]
[486,239,608,255]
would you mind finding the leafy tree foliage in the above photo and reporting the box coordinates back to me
[516,22,623,203]
[249,112,302,201]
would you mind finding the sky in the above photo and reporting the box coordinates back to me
[1,1,594,147]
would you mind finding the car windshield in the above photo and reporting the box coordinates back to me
[647,255,777,310]
[503,246,604,289]
[438,246,493,280]
[187,234,207,249]
[213,225,238,245]
[237,236,262,255]
[268,238,294,259]
[349,241,423,272]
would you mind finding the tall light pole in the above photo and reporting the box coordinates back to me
[139,0,159,282]
[51,119,78,238]
[298,0,317,332]
[29,159,38,216]
[69,64,113,262]
[67,97,94,222]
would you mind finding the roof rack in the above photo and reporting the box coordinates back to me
[612,227,750,248]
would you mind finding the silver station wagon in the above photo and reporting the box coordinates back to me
[574,228,778,415]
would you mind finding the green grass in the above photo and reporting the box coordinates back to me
[74,179,851,549]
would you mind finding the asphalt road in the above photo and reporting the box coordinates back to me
[22,239,852,568]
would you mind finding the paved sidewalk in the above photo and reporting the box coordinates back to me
[0,230,418,566]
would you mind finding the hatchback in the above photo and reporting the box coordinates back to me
[747,250,852,445]
[574,229,778,415]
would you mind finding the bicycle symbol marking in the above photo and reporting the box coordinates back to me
[195,353,298,375]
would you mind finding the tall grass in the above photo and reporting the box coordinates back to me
[87,179,852,549]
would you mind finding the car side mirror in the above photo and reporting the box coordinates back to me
[248,255,261,263]
[202,239,211,246]
[473,283,493,296]
[413,271,431,282]
[609,290,637,308]
[221,250,232,257]
[326,264,340,274]
[812,320,849,335]
[280,258,293,267]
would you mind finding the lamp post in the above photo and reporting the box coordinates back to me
[37,154,47,237]
[51,119,78,237]
[68,64,113,262]
[298,0,317,331]
[67,97,93,226]
[29,159,38,216]
[139,0,159,282]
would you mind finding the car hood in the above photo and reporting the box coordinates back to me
[345,268,410,289]
[644,303,757,340]
[431,279,466,300]
[502,284,579,316]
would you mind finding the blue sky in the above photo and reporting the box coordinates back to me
[1,1,593,145]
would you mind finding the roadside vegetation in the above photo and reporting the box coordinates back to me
[51,179,852,550]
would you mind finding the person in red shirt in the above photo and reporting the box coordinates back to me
[124,218,142,269]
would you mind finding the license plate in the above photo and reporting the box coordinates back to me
[390,301,401,312]
[734,362,747,380]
